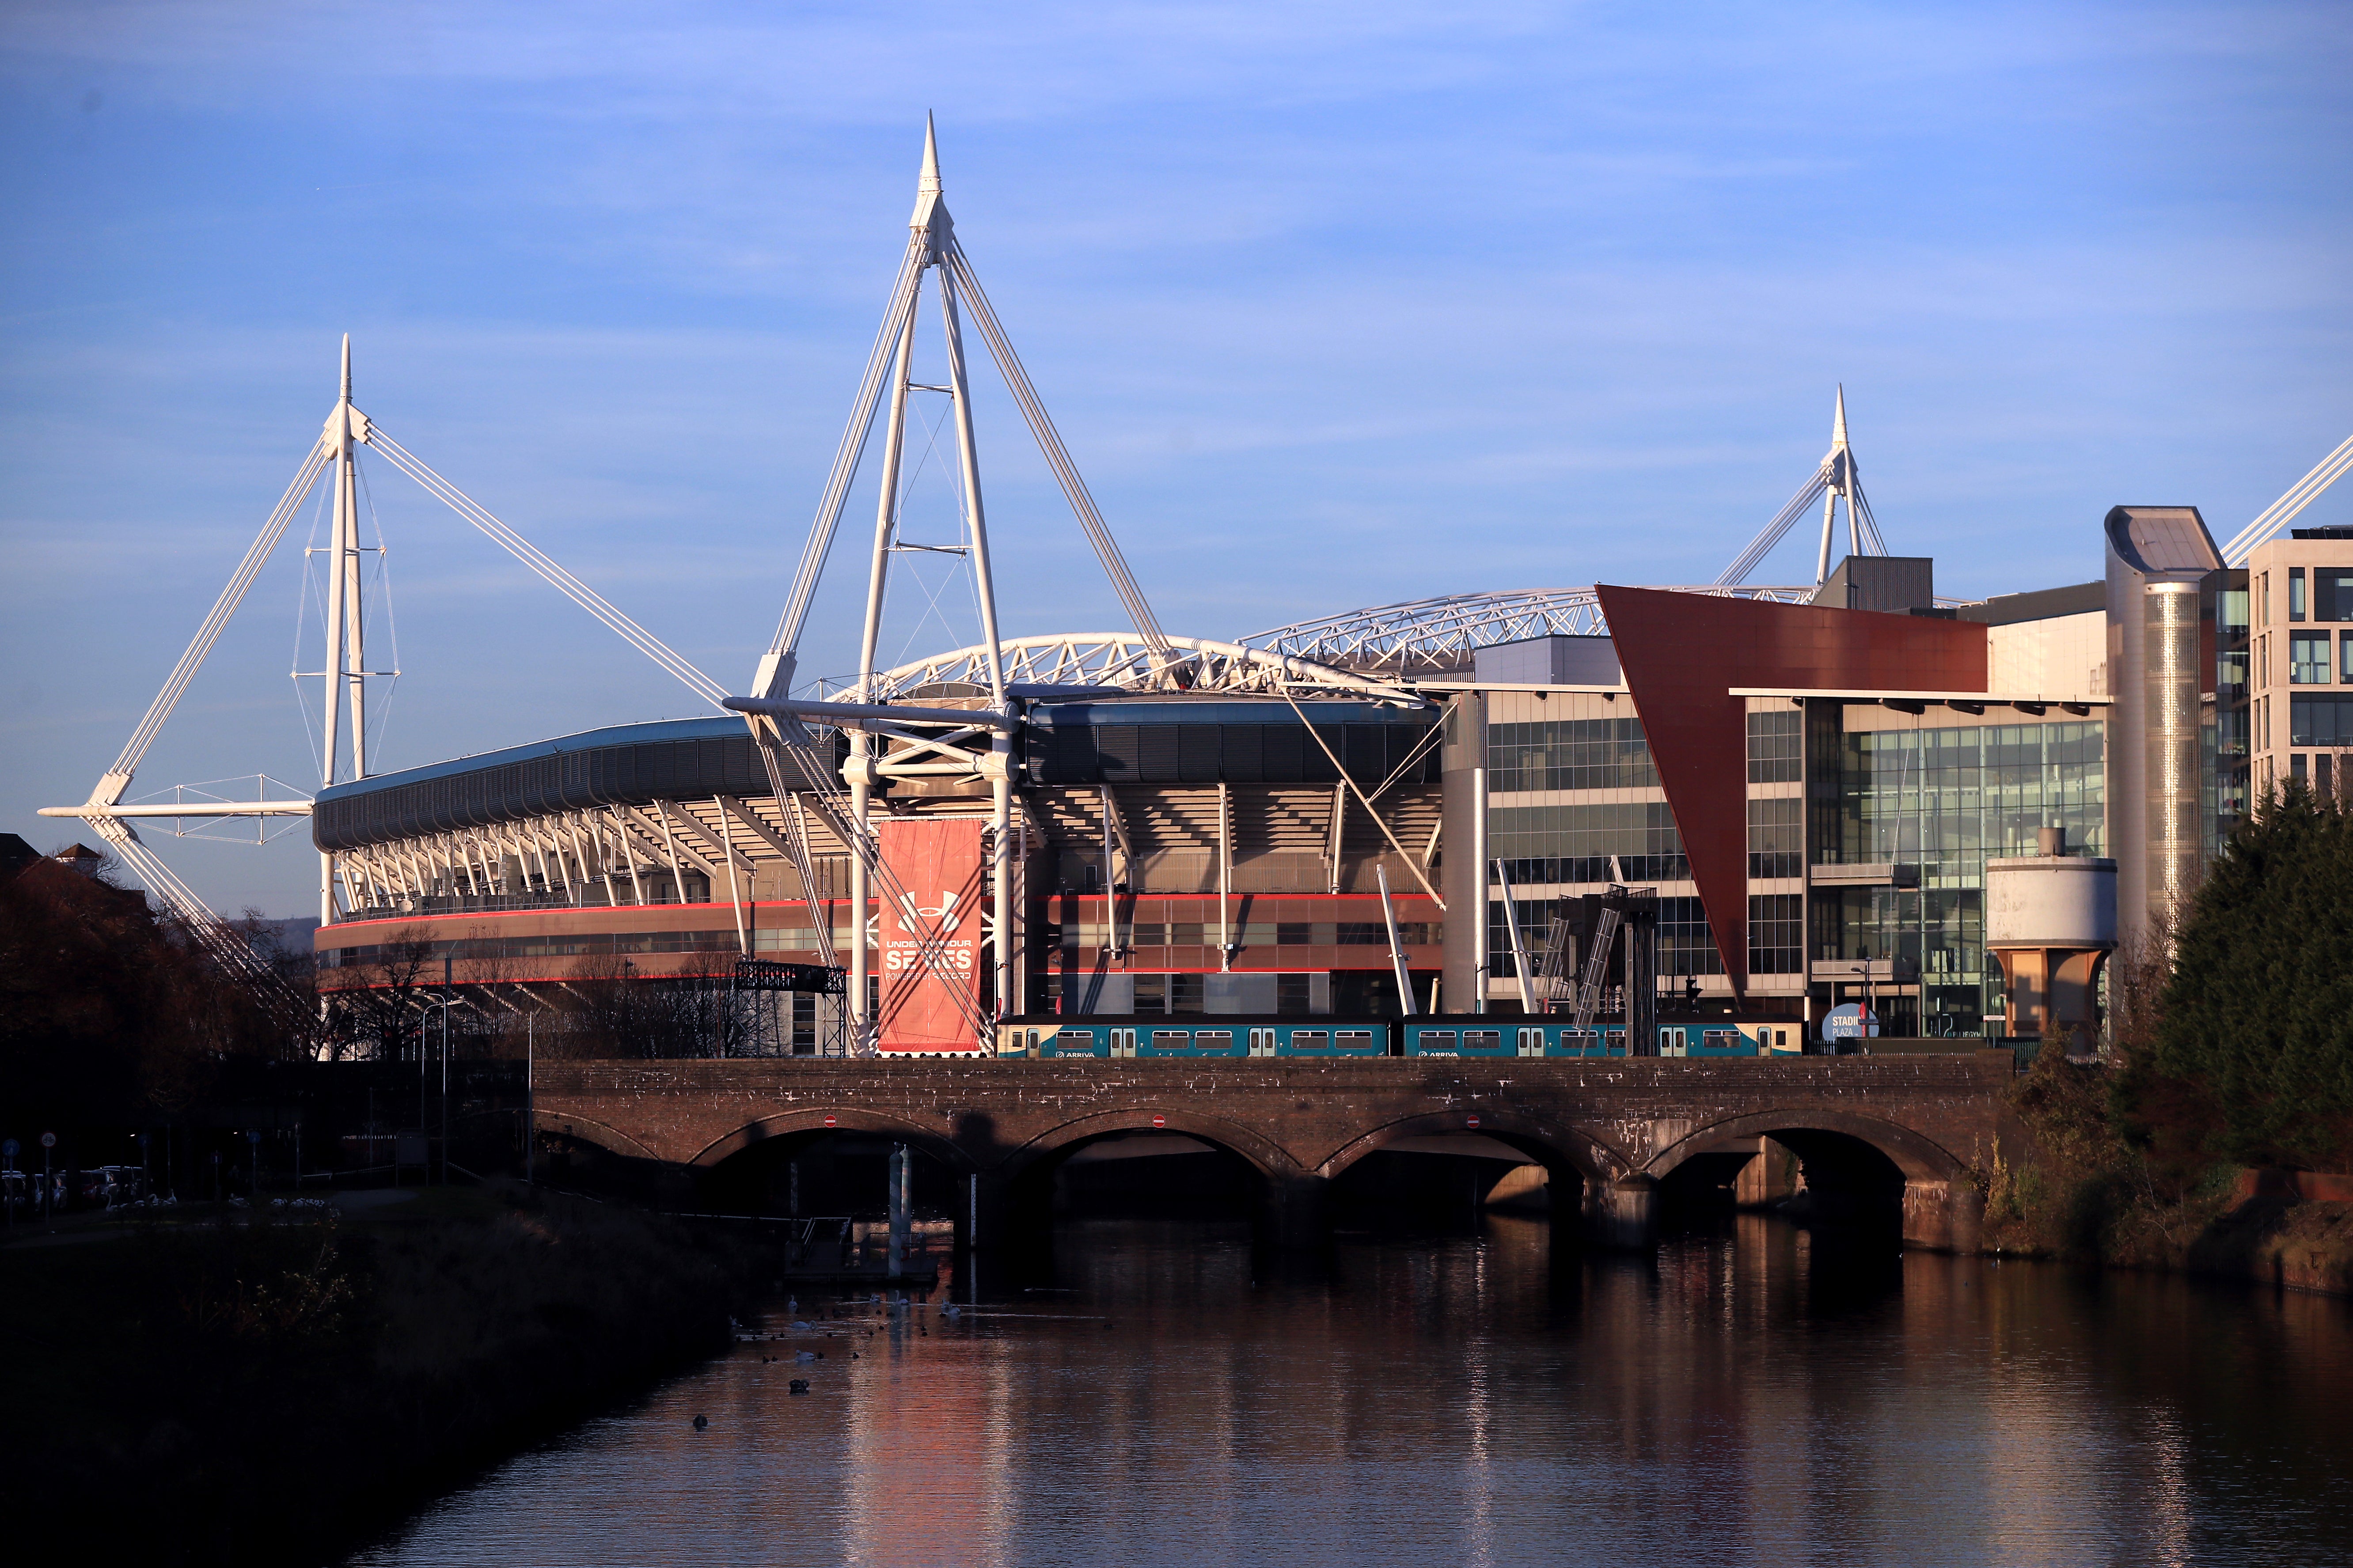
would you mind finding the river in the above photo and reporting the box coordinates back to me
[349,1216,2353,1567]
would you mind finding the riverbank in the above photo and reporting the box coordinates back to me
[0,1183,763,1566]
[1980,1048,2353,1295]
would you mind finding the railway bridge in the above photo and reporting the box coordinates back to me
[532,1051,2013,1253]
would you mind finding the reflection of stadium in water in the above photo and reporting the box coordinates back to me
[347,1218,2353,1566]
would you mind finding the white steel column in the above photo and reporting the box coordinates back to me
[1470,756,1488,1013]
[847,250,923,1054]
[717,796,748,955]
[317,338,357,924]
[937,242,1013,1024]
[1217,781,1233,972]
[1378,865,1414,1015]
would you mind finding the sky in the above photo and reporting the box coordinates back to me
[3,1,2349,917]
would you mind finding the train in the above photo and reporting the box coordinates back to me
[991,1014,1808,1059]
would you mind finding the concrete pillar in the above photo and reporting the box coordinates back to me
[958,1169,1013,1253]
[1441,693,1489,1014]
[1901,1178,1985,1254]
[1588,1174,1659,1251]
[1734,1136,1801,1206]
[887,1144,910,1276]
[1258,1171,1331,1250]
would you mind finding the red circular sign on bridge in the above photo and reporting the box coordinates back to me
[1465,1115,1481,1129]
[823,1115,838,1128]
[1151,1115,1167,1129]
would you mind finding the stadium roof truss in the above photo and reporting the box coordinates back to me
[1241,585,1818,678]
[860,632,1425,704]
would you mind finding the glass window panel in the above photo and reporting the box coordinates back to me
[2292,633,2331,684]
[1485,717,1658,792]
[2320,570,2353,623]
[1746,709,1803,783]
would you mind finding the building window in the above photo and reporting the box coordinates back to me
[1747,796,1802,879]
[2217,707,2249,759]
[1489,800,1688,884]
[2219,587,2250,634]
[2343,633,2353,685]
[1658,897,1723,976]
[2217,647,2249,701]
[1488,898,1721,977]
[2291,568,2307,621]
[1747,709,1803,783]
[2292,632,2331,684]
[2322,570,2353,623]
[2322,755,2338,799]
[2261,572,2271,625]
[1486,718,1657,792]
[1841,722,2105,869]
[1486,900,1556,977]
[2290,695,2353,747]
[2292,754,2307,784]
[1747,893,1803,975]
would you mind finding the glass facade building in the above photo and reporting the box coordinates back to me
[1813,720,2105,1035]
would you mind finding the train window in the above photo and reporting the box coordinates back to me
[1420,1030,1458,1053]
[1463,1030,1501,1051]
[1291,1030,1329,1051]
[1659,1029,1676,1051]
[1195,1030,1234,1051]
[1335,1030,1373,1049]
[1605,1030,1625,1051]
[1152,1030,1190,1049]
[1703,1030,1739,1051]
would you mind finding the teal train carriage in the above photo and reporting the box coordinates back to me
[993,1015,1393,1058]
[993,1014,1803,1059]
[1397,1016,1799,1058]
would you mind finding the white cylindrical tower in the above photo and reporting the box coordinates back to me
[1985,838,2118,1055]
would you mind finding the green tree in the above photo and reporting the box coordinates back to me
[2125,782,2353,1171]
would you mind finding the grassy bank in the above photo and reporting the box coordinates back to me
[0,1183,762,1565]
[1981,1047,2353,1295]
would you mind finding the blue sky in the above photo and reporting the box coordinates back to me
[4,1,2348,916]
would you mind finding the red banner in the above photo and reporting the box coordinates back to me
[877,817,987,1052]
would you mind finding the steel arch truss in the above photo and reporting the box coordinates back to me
[1239,587,1816,678]
[860,633,1424,703]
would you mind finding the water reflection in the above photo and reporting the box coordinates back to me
[351,1217,2353,1568]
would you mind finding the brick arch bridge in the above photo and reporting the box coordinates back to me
[531,1054,2013,1252]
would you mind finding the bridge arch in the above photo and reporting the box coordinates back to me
[1641,1109,1968,1184]
[533,1109,659,1163]
[689,1108,981,1177]
[1002,1106,1304,1186]
[1316,1108,1635,1188]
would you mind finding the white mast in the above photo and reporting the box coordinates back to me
[316,335,371,922]
[1814,385,1856,585]
[1718,385,1889,589]
[844,117,1013,1048]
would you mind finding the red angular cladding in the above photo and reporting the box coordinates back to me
[1593,586,1988,994]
